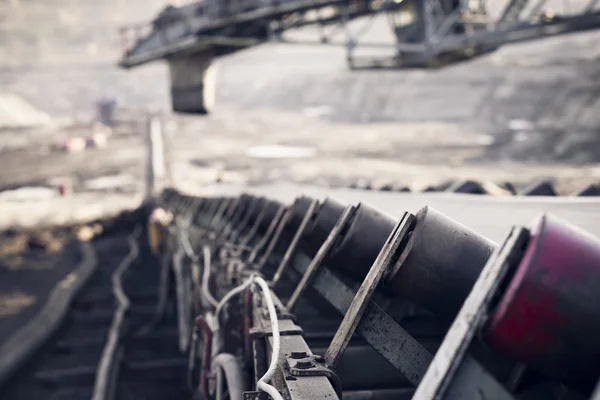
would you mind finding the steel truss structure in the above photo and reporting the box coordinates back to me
[116,0,600,113]
[119,0,600,69]
[154,187,600,400]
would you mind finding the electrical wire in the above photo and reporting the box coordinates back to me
[211,275,284,400]
[176,214,283,399]
[202,245,219,308]
[215,276,255,324]
[253,276,284,400]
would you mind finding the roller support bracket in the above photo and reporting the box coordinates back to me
[286,205,356,310]
[249,285,340,399]
[412,226,529,400]
[324,212,416,370]
[288,210,433,387]
[271,199,320,286]
[285,354,343,399]
[249,322,304,339]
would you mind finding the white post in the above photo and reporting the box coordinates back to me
[145,114,169,200]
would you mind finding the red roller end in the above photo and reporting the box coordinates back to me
[484,214,600,386]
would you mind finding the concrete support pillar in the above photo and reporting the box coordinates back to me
[168,51,217,114]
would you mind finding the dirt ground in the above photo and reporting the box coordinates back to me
[2,1,600,210]
[0,225,86,344]
[0,210,144,347]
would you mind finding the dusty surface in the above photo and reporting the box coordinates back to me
[0,211,140,347]
[0,227,81,344]
[1,1,600,215]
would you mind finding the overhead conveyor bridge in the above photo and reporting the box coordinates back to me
[117,0,600,114]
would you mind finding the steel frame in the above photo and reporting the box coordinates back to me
[119,0,600,70]
[412,227,530,400]
[280,211,434,390]
[159,189,600,400]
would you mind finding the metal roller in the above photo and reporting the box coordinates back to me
[174,195,189,214]
[483,214,600,386]
[223,195,251,226]
[189,197,205,222]
[246,197,267,225]
[192,198,210,225]
[170,193,187,213]
[327,202,396,282]
[301,197,346,258]
[228,194,251,219]
[159,187,178,206]
[257,200,285,233]
[179,195,195,215]
[230,196,262,239]
[222,197,240,221]
[209,197,233,229]
[198,197,224,228]
[386,206,497,320]
[286,196,317,234]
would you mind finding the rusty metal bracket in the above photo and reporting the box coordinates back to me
[286,205,356,310]
[249,285,340,399]
[287,212,434,388]
[285,354,343,399]
[200,198,222,229]
[235,200,270,258]
[249,321,304,339]
[221,197,245,238]
[248,205,287,265]
[260,304,296,322]
[324,212,414,369]
[412,227,529,400]
[271,199,320,286]
[208,198,231,230]
[256,205,294,271]
[229,197,261,243]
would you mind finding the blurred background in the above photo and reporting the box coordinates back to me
[1,0,600,227]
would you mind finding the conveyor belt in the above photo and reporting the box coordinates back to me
[160,186,600,399]
[191,183,600,243]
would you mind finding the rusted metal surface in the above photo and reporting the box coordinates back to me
[387,206,497,320]
[290,251,434,385]
[223,195,252,237]
[230,196,261,242]
[286,205,355,310]
[256,205,294,270]
[327,202,396,282]
[302,197,346,257]
[484,214,600,386]
[412,227,529,400]
[271,199,319,286]
[163,188,600,399]
[286,196,317,235]
[257,200,285,234]
[14,186,599,400]
[249,287,340,399]
[324,213,414,370]
[248,204,286,265]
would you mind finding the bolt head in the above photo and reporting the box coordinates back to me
[290,351,307,359]
[294,359,314,369]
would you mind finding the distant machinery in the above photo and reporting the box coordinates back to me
[118,0,600,114]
